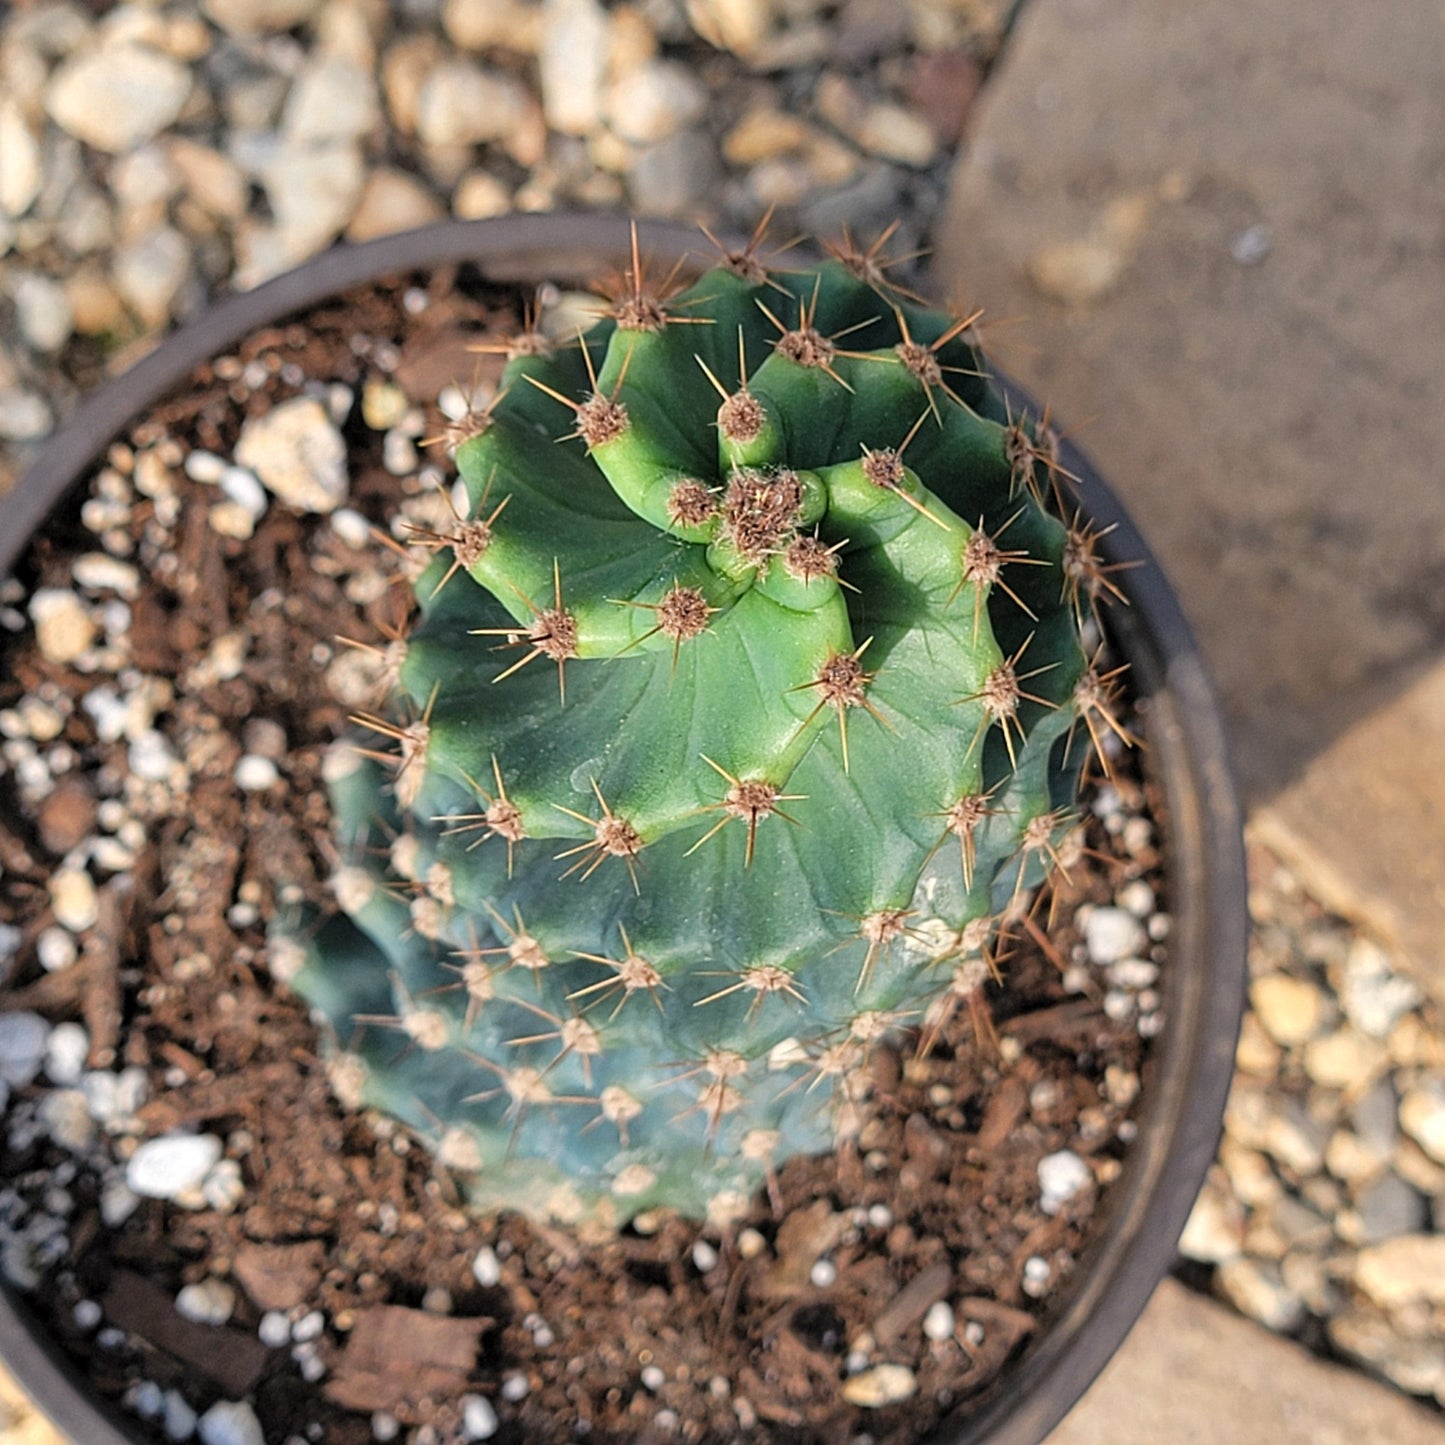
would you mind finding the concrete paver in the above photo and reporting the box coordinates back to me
[934,0,1445,992]
[1050,1278,1445,1445]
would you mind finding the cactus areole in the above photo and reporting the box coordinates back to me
[288,235,1128,1231]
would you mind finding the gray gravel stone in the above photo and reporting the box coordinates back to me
[1353,1170,1428,1244]
[627,128,722,217]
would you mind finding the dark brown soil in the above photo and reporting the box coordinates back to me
[0,269,1163,1445]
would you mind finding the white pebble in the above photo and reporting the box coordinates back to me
[810,1258,837,1288]
[126,1134,224,1200]
[1022,1256,1052,1296]
[298,1352,326,1383]
[197,1400,265,1445]
[185,451,228,484]
[74,1299,103,1330]
[691,1239,720,1272]
[37,927,79,973]
[471,1245,501,1287]
[867,1203,892,1229]
[500,1372,529,1402]
[163,1389,197,1441]
[1084,907,1146,965]
[129,1380,166,1419]
[1116,879,1155,917]
[1103,990,1134,1021]
[235,755,280,791]
[1038,1150,1091,1214]
[220,466,269,519]
[1110,958,1159,990]
[39,1089,95,1151]
[462,1394,499,1439]
[258,1311,292,1347]
[640,1363,666,1392]
[72,554,140,599]
[45,1022,90,1085]
[50,868,99,932]
[0,1012,50,1088]
[175,1278,237,1327]
[963,1320,985,1347]
[292,1309,325,1342]
[922,1300,955,1342]
[330,508,372,549]
[371,1414,400,1442]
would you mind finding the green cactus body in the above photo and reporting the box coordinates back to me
[286,242,1113,1230]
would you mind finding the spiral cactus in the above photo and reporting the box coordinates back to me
[282,229,1127,1230]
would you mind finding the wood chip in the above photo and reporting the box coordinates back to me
[324,1304,490,1417]
[872,1262,953,1346]
[232,1239,326,1312]
[100,1270,268,1397]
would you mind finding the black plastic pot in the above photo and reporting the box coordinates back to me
[0,214,1247,1445]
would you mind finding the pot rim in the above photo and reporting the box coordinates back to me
[0,213,1247,1445]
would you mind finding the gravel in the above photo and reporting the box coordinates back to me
[1182,843,1445,1410]
[0,0,996,494]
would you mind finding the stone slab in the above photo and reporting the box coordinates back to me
[934,0,1445,990]
[1050,1278,1445,1445]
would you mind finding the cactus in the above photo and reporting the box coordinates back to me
[281,229,1126,1231]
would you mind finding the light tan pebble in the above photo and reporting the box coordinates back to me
[29,589,96,664]
[235,397,348,514]
[1393,1138,1445,1194]
[1354,1236,1445,1309]
[723,107,814,165]
[44,45,192,154]
[361,380,410,432]
[1387,1012,1445,1069]
[1398,1080,1445,1165]
[0,99,43,218]
[1178,1169,1244,1264]
[1215,1257,1304,1332]
[443,0,546,54]
[1303,1028,1387,1090]
[841,1363,917,1407]
[538,0,612,136]
[1234,1012,1282,1075]
[686,0,776,58]
[164,139,247,220]
[586,129,634,174]
[1329,1308,1445,1396]
[315,0,382,67]
[346,168,443,242]
[415,59,531,149]
[201,0,322,34]
[854,102,937,166]
[283,56,381,145]
[605,60,707,144]
[608,7,659,73]
[1250,974,1327,1047]
[209,501,256,539]
[450,169,512,222]
[50,868,99,932]
[65,268,127,336]
[1325,1129,1389,1186]
[381,34,444,134]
